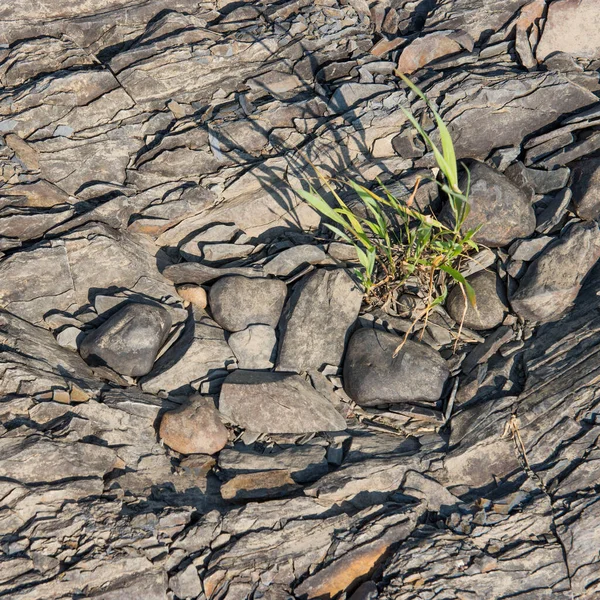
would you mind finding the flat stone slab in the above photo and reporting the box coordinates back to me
[218,370,347,433]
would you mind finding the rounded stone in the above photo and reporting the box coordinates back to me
[159,395,229,455]
[176,284,208,308]
[446,270,508,331]
[442,161,536,248]
[343,327,449,407]
[79,302,172,377]
[209,275,287,332]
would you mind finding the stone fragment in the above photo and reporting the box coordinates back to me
[159,396,229,455]
[263,245,331,277]
[509,236,554,262]
[140,310,234,396]
[397,30,470,74]
[329,83,391,114]
[277,269,362,372]
[181,241,254,264]
[220,470,300,501]
[169,564,202,600]
[535,189,572,234]
[443,161,536,247]
[55,326,83,351]
[218,444,328,483]
[176,284,207,308]
[79,303,171,377]
[219,370,347,433]
[537,0,600,61]
[227,324,276,369]
[343,328,449,407]
[571,157,600,220]
[209,275,287,332]
[505,162,570,195]
[446,270,508,331]
[461,325,514,375]
[163,262,263,286]
[510,221,600,322]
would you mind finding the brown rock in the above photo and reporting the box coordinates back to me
[537,0,600,61]
[176,284,208,308]
[159,396,229,455]
[220,470,299,501]
[397,31,469,74]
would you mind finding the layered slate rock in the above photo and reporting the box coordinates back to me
[209,275,287,332]
[443,161,536,247]
[140,308,234,396]
[571,157,600,221]
[79,303,172,377]
[218,370,347,433]
[343,328,449,407]
[446,270,508,331]
[277,269,362,372]
[510,221,600,323]
[159,395,229,455]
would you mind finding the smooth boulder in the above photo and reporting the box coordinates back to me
[209,275,287,332]
[343,328,449,407]
[277,269,362,372]
[442,161,536,248]
[159,395,229,455]
[446,270,508,331]
[218,370,347,433]
[79,303,171,377]
[510,221,600,323]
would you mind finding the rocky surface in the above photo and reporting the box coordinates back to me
[2,1,600,599]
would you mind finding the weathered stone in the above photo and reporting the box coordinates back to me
[509,236,555,262]
[443,161,536,247]
[140,309,234,396]
[79,303,171,377]
[209,275,287,332]
[159,395,229,455]
[219,370,347,433]
[277,269,362,372]
[537,0,600,61]
[227,324,277,369]
[263,245,331,277]
[511,221,600,322]
[169,564,201,600]
[176,284,207,308]
[218,443,328,483]
[571,157,600,221]
[446,270,508,331]
[397,30,470,74]
[343,328,449,407]
[220,470,300,501]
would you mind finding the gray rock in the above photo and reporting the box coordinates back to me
[277,269,362,372]
[505,161,571,195]
[209,275,287,332]
[510,221,600,323]
[329,83,391,114]
[343,328,449,407]
[509,236,555,262]
[446,270,508,331]
[218,443,328,483]
[442,161,536,247]
[263,245,331,277]
[163,262,264,286]
[535,188,572,234]
[55,326,84,351]
[571,157,600,220]
[169,564,201,599]
[140,309,234,396]
[220,470,300,502]
[218,370,347,433]
[159,395,229,455]
[180,241,254,264]
[227,324,276,369]
[79,303,171,377]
